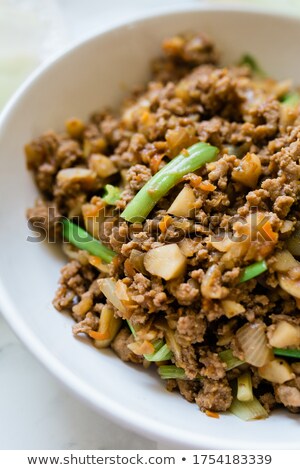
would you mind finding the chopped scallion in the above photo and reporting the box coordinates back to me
[239,260,268,283]
[239,54,266,78]
[126,320,137,338]
[273,348,300,359]
[62,219,116,263]
[121,142,218,223]
[237,372,253,402]
[230,381,268,421]
[127,321,172,362]
[280,91,300,107]
[102,184,122,205]
[219,350,244,371]
[145,343,173,362]
[229,395,268,421]
[158,365,187,380]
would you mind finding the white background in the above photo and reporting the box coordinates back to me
[0,0,298,451]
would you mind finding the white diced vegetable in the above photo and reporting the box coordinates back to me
[94,305,122,348]
[89,154,117,178]
[97,278,126,314]
[57,168,96,189]
[273,250,299,272]
[269,321,300,348]
[221,300,245,318]
[278,273,300,299]
[144,244,186,280]
[258,358,295,384]
[167,186,196,218]
[236,322,272,367]
[232,153,261,188]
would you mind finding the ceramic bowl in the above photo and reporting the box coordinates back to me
[1,5,300,449]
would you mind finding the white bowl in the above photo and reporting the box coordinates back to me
[1,5,300,449]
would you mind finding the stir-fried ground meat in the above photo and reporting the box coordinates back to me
[26,32,300,418]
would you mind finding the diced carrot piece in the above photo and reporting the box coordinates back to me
[150,154,165,174]
[159,215,172,233]
[205,410,220,419]
[199,181,216,192]
[88,330,110,340]
[261,220,278,242]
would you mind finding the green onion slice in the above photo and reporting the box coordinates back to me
[158,365,187,380]
[62,219,116,263]
[280,91,300,107]
[229,381,268,421]
[237,372,253,402]
[239,260,268,283]
[239,54,267,78]
[274,348,300,359]
[121,142,218,223]
[219,350,244,370]
[145,343,173,362]
[103,184,122,205]
[229,395,268,421]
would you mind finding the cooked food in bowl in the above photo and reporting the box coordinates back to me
[25,32,300,420]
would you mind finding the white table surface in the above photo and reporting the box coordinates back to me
[1,0,297,451]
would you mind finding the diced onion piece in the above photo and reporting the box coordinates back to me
[57,168,97,190]
[97,278,126,314]
[269,321,300,348]
[94,305,122,348]
[165,127,196,157]
[287,227,300,256]
[278,273,300,299]
[115,280,130,302]
[129,250,148,275]
[211,238,234,253]
[273,250,299,272]
[72,295,93,318]
[83,137,107,157]
[229,396,268,421]
[167,186,196,218]
[128,340,155,356]
[82,199,105,240]
[236,322,272,367]
[89,154,117,178]
[144,244,186,280]
[201,265,227,299]
[237,372,253,402]
[232,153,261,188]
[65,118,85,138]
[178,239,197,257]
[165,329,182,364]
[258,358,295,384]
[280,220,294,234]
[221,300,245,318]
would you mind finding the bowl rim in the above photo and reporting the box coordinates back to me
[1,3,299,449]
